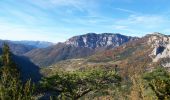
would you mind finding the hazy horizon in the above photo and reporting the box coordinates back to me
[0,32,167,43]
[1,0,170,42]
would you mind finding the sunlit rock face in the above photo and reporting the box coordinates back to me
[65,33,137,49]
[148,32,170,64]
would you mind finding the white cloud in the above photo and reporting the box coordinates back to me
[116,15,169,29]
[28,0,99,14]
[104,14,170,36]
[115,8,137,14]
[114,25,128,30]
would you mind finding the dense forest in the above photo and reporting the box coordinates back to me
[0,44,170,100]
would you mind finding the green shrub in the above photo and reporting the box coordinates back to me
[143,67,170,100]
[40,69,121,99]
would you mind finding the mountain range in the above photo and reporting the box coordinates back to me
[1,32,170,81]
[0,40,54,55]
[41,32,170,77]
[13,40,54,48]
[25,33,137,67]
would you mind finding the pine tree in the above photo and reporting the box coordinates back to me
[0,43,34,100]
[1,43,19,77]
[0,43,19,99]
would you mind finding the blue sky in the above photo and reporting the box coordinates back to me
[0,0,170,42]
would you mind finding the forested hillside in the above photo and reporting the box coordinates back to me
[1,43,170,99]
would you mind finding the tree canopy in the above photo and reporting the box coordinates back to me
[143,67,170,100]
[41,69,121,99]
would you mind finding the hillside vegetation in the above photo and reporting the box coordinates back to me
[1,33,170,99]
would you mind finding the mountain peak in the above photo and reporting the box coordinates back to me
[146,32,167,37]
[152,32,165,36]
[85,33,97,35]
[65,33,137,49]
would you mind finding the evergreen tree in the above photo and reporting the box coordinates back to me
[2,43,19,73]
[0,43,34,100]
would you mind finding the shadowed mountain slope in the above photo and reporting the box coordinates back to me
[0,48,42,82]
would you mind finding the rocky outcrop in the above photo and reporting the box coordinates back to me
[148,33,170,63]
[65,33,137,49]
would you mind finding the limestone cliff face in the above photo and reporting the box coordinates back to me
[148,33,170,65]
[65,33,137,49]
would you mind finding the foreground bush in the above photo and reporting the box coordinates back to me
[143,67,170,100]
[41,69,121,99]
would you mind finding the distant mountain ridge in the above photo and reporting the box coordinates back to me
[65,33,137,49]
[25,33,138,67]
[0,40,36,55]
[13,40,54,48]
[0,39,54,55]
